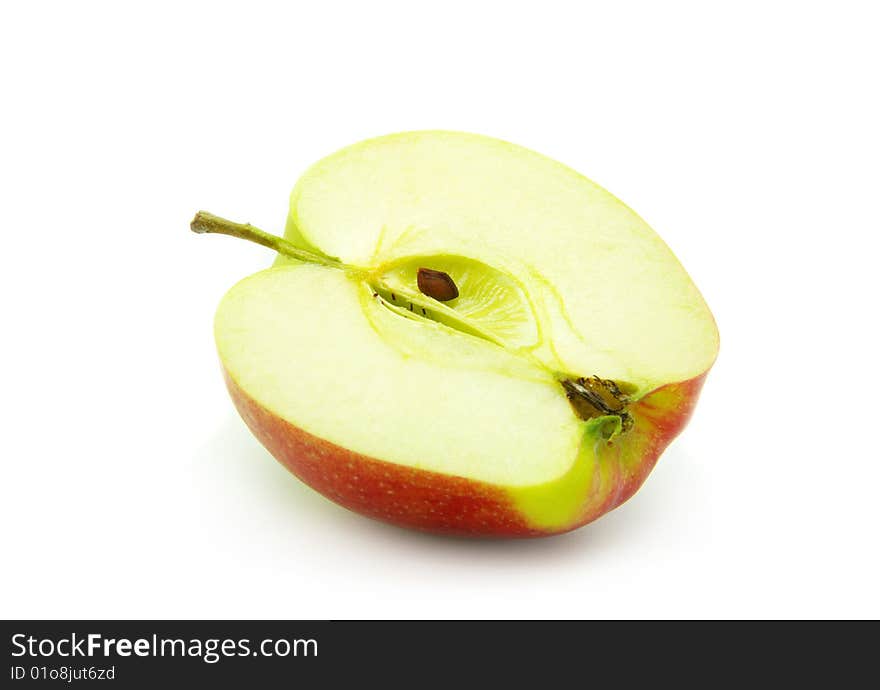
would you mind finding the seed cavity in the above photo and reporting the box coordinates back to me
[417,268,459,302]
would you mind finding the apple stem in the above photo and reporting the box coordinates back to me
[190,211,352,271]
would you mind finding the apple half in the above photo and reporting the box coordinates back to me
[196,131,718,537]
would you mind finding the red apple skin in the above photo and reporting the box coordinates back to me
[225,370,708,537]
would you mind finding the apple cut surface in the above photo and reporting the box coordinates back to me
[207,131,719,536]
[280,131,718,394]
[216,266,584,488]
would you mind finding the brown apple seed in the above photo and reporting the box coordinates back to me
[417,268,459,301]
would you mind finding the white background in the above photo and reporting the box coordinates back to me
[2,1,878,619]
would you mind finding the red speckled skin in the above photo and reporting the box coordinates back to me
[225,370,707,537]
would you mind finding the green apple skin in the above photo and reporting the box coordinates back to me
[225,368,708,537]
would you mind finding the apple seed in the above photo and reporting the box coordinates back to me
[417,268,459,301]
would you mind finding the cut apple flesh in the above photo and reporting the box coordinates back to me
[216,265,583,487]
[280,131,717,392]
[210,131,719,533]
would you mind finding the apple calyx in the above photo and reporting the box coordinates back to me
[192,210,635,435]
[561,376,633,433]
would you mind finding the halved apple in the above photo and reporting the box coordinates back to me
[196,131,718,537]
